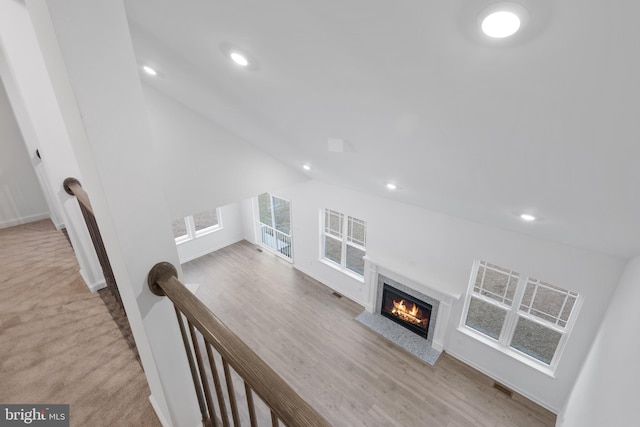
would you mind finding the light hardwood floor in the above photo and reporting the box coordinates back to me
[182,240,556,427]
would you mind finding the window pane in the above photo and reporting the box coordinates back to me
[560,296,577,324]
[520,279,579,326]
[272,197,291,235]
[465,297,507,340]
[347,216,366,247]
[258,193,272,226]
[171,218,187,239]
[532,284,564,318]
[324,235,342,264]
[473,264,484,292]
[475,262,519,306]
[346,244,365,275]
[194,209,218,231]
[520,281,535,308]
[325,209,343,238]
[260,223,274,246]
[510,317,562,365]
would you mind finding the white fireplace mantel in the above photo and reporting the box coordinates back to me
[363,256,460,352]
[363,256,461,308]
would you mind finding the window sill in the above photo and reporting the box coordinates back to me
[195,225,223,238]
[175,226,223,246]
[457,326,557,378]
[175,236,191,245]
[319,258,365,283]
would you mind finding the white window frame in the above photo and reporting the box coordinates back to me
[173,217,192,244]
[194,208,223,238]
[320,208,367,280]
[257,194,291,235]
[254,193,293,262]
[173,208,223,244]
[458,260,583,376]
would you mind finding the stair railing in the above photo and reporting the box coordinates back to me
[63,177,123,310]
[147,262,331,427]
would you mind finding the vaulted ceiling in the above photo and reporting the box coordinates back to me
[124,0,640,259]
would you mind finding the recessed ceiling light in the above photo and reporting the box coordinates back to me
[482,11,521,38]
[230,51,249,67]
[302,164,311,171]
[142,65,157,76]
[479,2,530,40]
[520,213,536,222]
[386,183,397,190]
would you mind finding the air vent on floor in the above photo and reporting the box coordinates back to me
[331,292,343,299]
[493,382,513,397]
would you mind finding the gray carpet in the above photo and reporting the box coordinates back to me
[0,220,159,427]
[356,311,442,365]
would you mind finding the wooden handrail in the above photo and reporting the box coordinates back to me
[63,177,94,216]
[63,177,124,311]
[148,262,331,427]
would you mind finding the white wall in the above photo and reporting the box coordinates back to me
[176,202,245,264]
[142,84,310,267]
[0,0,105,291]
[22,0,202,425]
[240,197,258,245]
[558,255,640,427]
[0,74,48,228]
[272,179,625,413]
[142,84,308,220]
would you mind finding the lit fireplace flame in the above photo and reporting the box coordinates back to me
[391,299,427,327]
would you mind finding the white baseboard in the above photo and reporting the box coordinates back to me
[88,279,106,293]
[0,212,50,229]
[444,349,559,414]
[149,394,172,427]
[79,269,106,292]
[177,237,243,264]
[292,263,364,306]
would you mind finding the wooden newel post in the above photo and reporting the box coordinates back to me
[147,262,178,296]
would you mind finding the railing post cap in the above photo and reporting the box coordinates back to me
[147,262,178,296]
[63,177,82,195]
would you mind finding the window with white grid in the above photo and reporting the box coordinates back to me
[322,209,367,277]
[325,210,343,239]
[461,260,581,372]
[464,261,519,340]
[519,278,578,327]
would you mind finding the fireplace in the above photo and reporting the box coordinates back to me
[380,283,432,339]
